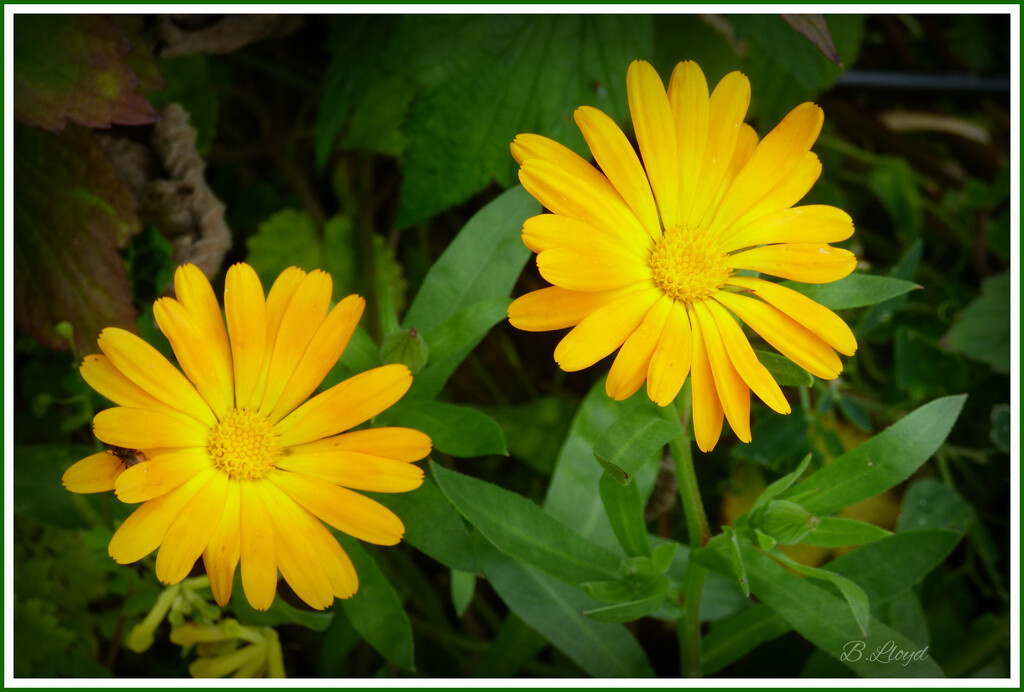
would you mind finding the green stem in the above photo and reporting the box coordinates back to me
[669,432,710,678]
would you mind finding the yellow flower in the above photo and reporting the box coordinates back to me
[508,60,857,452]
[62,263,431,611]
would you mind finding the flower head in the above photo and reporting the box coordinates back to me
[63,263,431,611]
[509,60,858,452]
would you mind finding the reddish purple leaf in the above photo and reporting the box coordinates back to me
[14,124,141,355]
[782,14,843,66]
[14,14,159,132]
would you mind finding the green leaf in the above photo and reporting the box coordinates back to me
[894,328,968,399]
[802,516,892,547]
[702,604,792,675]
[770,549,871,638]
[755,350,813,387]
[14,15,158,131]
[14,124,140,355]
[245,209,323,286]
[477,538,655,677]
[406,297,512,400]
[857,239,922,336]
[471,614,549,677]
[867,156,924,241]
[751,453,812,513]
[782,274,921,310]
[598,474,651,558]
[403,184,539,333]
[698,529,961,674]
[544,378,663,552]
[990,403,1011,453]
[593,404,682,485]
[741,544,944,677]
[650,542,678,575]
[315,16,398,168]
[335,536,415,671]
[15,444,99,530]
[896,479,975,533]
[450,569,476,618]
[228,584,333,633]
[391,16,652,227]
[432,463,621,585]
[941,270,1010,374]
[482,397,577,476]
[377,400,507,458]
[582,578,670,624]
[781,396,967,515]
[733,407,811,466]
[368,478,477,573]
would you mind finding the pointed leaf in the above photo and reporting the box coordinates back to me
[781,396,966,514]
[336,535,415,671]
[594,404,682,485]
[377,401,507,458]
[802,516,892,547]
[781,274,921,310]
[477,538,654,677]
[598,474,651,557]
[432,462,621,586]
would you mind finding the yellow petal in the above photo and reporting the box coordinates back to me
[97,328,216,428]
[62,451,124,494]
[259,270,333,417]
[519,159,653,254]
[279,450,425,494]
[714,291,842,380]
[646,301,694,407]
[275,364,412,448]
[693,301,751,443]
[727,151,822,233]
[203,480,241,606]
[249,267,307,411]
[258,483,334,610]
[288,427,431,463]
[537,247,652,292]
[627,60,678,231]
[508,285,642,332]
[173,264,234,414]
[688,310,724,452]
[80,354,180,414]
[225,263,268,411]
[522,213,648,261]
[706,298,790,414]
[606,295,673,401]
[108,467,216,565]
[574,105,662,238]
[686,71,751,230]
[239,481,278,611]
[156,470,229,585]
[269,469,404,545]
[269,294,365,423]
[115,449,213,504]
[727,243,857,283]
[709,102,824,237]
[94,407,209,450]
[553,287,662,372]
[667,61,709,226]
[721,205,854,252]
[726,275,857,356]
[155,297,233,419]
[259,484,357,599]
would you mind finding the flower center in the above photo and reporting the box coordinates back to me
[649,226,731,304]
[207,408,280,481]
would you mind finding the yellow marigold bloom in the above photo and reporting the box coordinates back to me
[508,60,857,452]
[62,263,431,611]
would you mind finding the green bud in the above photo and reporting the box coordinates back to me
[760,499,818,545]
[54,321,74,341]
[380,328,429,374]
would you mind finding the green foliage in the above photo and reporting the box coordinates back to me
[12,12,1010,680]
